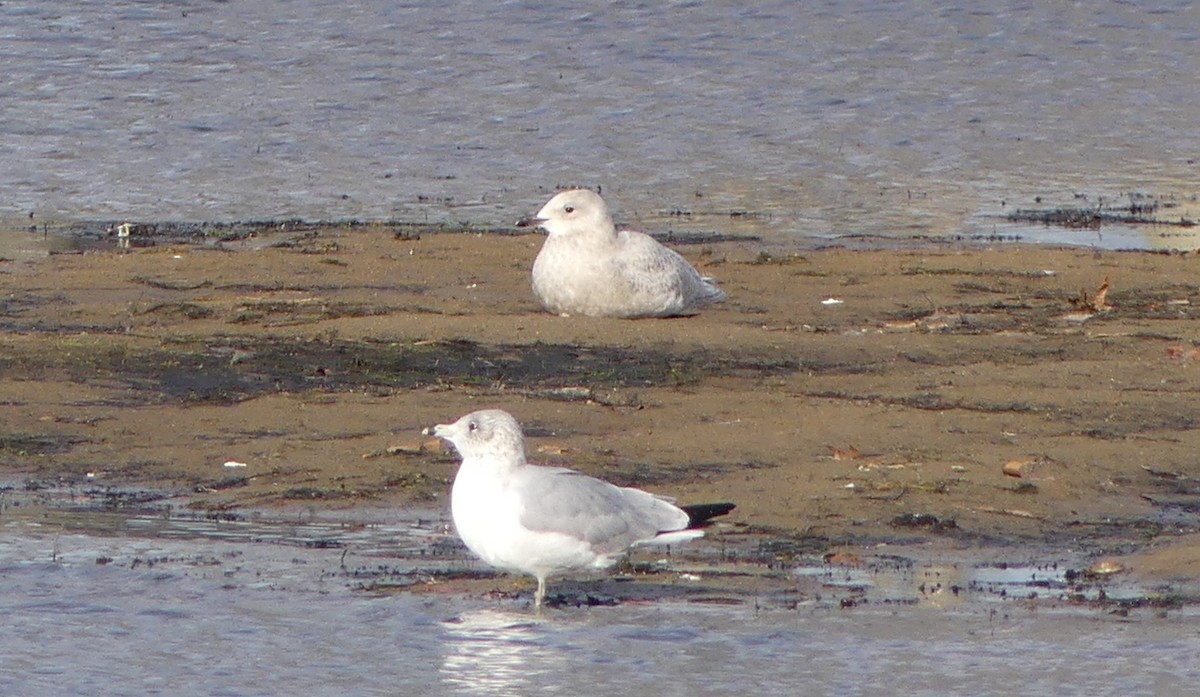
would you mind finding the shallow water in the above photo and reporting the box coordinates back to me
[2,496,1198,696]
[3,0,1199,249]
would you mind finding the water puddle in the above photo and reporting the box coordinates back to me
[0,225,91,260]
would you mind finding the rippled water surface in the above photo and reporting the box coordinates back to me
[3,0,1199,248]
[2,498,1199,697]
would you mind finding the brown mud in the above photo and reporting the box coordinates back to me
[3,224,1200,599]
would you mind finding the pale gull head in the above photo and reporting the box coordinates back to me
[517,189,727,319]
[429,408,526,471]
[426,408,734,608]
[522,188,616,242]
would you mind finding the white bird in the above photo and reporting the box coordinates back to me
[517,189,727,318]
[426,408,733,607]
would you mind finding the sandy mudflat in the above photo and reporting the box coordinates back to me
[3,226,1200,579]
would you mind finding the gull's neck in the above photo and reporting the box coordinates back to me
[549,218,618,246]
[459,447,526,476]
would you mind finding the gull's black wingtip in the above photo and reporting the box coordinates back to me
[681,502,736,528]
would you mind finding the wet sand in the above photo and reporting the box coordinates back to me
[3,226,1200,594]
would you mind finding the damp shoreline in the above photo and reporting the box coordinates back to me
[3,223,1200,604]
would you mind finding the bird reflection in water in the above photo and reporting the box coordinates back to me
[439,609,568,695]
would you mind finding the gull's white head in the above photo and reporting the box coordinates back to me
[428,409,527,464]
[518,189,614,240]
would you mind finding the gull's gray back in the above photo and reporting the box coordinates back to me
[514,466,690,555]
[613,230,727,313]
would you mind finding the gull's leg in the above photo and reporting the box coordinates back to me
[535,576,547,608]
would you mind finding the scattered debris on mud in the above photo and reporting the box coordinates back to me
[1008,191,1198,229]
[3,224,1200,588]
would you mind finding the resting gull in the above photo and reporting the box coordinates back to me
[517,189,727,318]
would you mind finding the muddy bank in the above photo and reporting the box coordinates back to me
[4,486,1193,613]
[3,226,1200,585]
[1006,191,1199,230]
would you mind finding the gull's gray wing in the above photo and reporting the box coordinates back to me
[612,231,726,313]
[513,465,689,555]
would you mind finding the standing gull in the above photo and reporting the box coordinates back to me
[517,189,727,318]
[426,409,734,607]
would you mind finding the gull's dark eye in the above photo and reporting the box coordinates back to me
[468,420,479,432]
[564,206,575,214]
